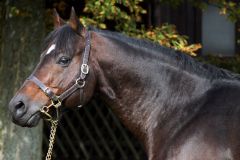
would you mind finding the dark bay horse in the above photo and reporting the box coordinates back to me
[9,8,240,160]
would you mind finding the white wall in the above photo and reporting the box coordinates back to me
[202,5,235,56]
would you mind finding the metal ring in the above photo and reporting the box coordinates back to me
[76,78,86,88]
[41,106,49,113]
[81,64,89,75]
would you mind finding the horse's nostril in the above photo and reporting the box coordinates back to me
[14,101,26,117]
[15,101,24,110]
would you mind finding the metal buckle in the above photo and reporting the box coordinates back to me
[76,78,86,88]
[44,87,51,95]
[40,106,52,121]
[81,64,89,75]
[40,99,61,121]
[51,98,62,108]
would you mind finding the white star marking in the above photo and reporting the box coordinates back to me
[46,44,56,55]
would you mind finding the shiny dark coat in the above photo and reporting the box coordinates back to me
[9,10,240,160]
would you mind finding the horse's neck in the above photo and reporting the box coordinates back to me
[91,32,211,151]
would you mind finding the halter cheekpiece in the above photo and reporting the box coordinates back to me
[27,30,91,120]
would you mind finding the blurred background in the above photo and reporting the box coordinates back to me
[0,0,240,159]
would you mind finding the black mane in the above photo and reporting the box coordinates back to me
[42,25,240,81]
[90,27,240,81]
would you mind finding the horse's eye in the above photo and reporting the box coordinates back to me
[57,56,71,66]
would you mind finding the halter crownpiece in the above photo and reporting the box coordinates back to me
[27,30,91,119]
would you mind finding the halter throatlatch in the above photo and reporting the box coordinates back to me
[27,31,91,160]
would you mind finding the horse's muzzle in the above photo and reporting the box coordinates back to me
[8,94,41,127]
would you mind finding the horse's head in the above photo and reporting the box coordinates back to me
[8,8,96,127]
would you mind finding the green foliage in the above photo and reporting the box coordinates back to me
[82,0,146,31]
[141,25,201,56]
[213,1,240,22]
[81,0,201,56]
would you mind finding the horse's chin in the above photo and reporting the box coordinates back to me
[25,113,41,127]
[12,112,41,128]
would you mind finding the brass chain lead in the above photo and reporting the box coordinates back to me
[40,100,60,160]
[45,119,58,160]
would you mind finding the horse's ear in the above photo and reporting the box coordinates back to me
[53,9,65,28]
[69,7,84,34]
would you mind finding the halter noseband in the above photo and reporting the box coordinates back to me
[27,31,91,120]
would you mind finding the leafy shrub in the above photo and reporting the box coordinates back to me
[80,0,201,56]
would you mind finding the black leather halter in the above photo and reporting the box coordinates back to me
[27,31,91,118]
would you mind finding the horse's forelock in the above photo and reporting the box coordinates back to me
[42,25,80,58]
